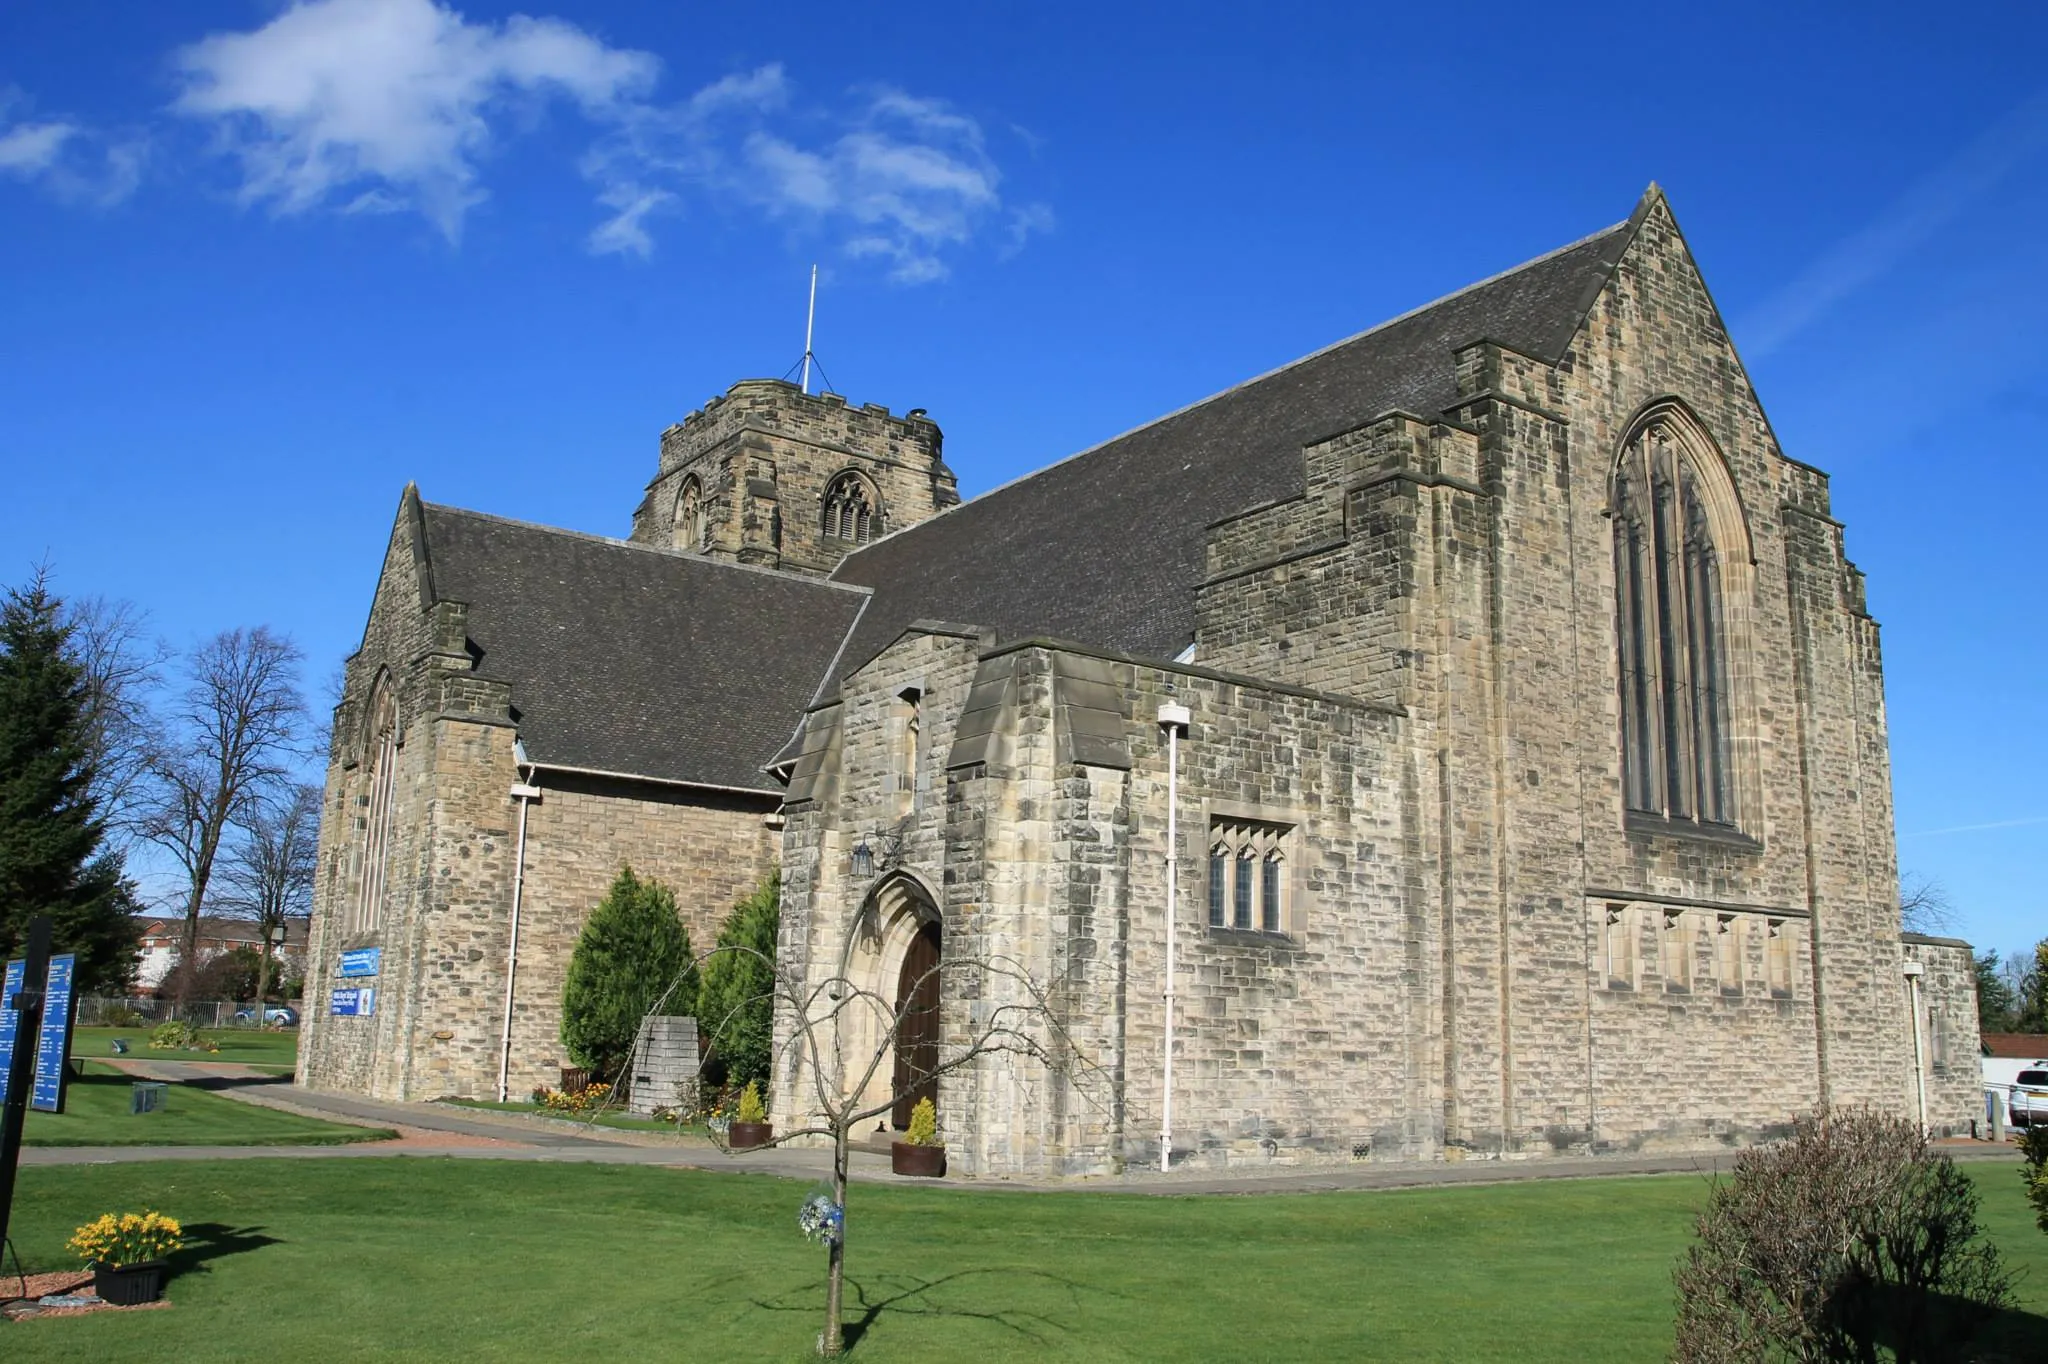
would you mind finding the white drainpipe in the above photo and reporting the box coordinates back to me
[1157,702,1191,1172]
[1902,957,1927,1135]
[499,759,542,1103]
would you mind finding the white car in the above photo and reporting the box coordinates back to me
[2011,1067,2048,1129]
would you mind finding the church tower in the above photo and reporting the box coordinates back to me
[628,379,959,576]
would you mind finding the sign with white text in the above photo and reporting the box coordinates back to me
[337,947,381,978]
[0,960,22,1107]
[329,987,376,1018]
[31,955,76,1114]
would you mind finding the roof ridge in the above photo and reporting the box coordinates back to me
[832,215,1632,570]
[420,501,873,596]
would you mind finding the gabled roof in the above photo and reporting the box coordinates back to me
[1982,1034,2048,1061]
[134,916,310,947]
[824,204,1640,689]
[418,503,869,791]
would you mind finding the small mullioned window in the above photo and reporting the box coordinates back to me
[1207,818,1290,934]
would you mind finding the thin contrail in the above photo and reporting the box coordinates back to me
[1742,88,2048,358]
[1901,814,2048,838]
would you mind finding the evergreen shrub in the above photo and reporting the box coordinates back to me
[560,867,694,1082]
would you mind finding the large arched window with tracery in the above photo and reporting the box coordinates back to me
[822,472,878,543]
[673,476,706,551]
[351,674,398,934]
[1613,414,1736,827]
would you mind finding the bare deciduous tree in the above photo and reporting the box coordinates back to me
[1898,870,1954,936]
[138,627,308,975]
[211,781,320,1007]
[695,946,1103,1358]
[60,593,170,844]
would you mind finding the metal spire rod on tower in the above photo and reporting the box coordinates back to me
[800,264,818,395]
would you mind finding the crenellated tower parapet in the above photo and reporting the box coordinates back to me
[629,378,959,576]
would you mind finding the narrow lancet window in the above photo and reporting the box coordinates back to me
[353,676,398,935]
[674,476,707,551]
[1613,418,1736,827]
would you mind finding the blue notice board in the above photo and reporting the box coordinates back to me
[0,958,22,1106]
[330,986,376,1017]
[32,954,77,1113]
[338,947,381,978]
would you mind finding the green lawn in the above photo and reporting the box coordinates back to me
[68,1025,300,1071]
[22,1064,392,1148]
[3,1159,2041,1361]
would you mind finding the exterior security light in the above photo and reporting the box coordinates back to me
[850,838,875,880]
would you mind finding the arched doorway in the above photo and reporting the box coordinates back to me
[836,871,943,1127]
[891,919,942,1129]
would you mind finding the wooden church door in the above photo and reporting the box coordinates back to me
[891,919,942,1130]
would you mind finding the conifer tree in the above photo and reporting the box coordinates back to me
[0,572,139,990]
[560,866,695,1082]
[699,871,780,1088]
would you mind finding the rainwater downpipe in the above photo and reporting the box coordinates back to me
[1157,701,1191,1173]
[1902,957,1928,1135]
[499,748,541,1103]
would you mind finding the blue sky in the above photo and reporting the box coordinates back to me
[2,1,2041,959]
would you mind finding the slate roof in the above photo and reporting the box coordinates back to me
[824,213,1636,690]
[419,503,868,790]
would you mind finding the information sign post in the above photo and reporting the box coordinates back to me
[31,954,77,1114]
[0,916,53,1264]
[0,958,22,1105]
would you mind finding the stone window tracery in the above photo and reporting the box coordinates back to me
[673,475,708,551]
[351,674,398,936]
[823,472,878,544]
[1206,818,1291,934]
[1613,414,1737,829]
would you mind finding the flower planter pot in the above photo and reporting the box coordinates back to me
[728,1121,773,1150]
[891,1141,946,1177]
[94,1260,168,1306]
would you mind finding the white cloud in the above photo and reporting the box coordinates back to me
[586,181,673,257]
[120,1,1047,277]
[0,120,77,173]
[171,0,657,240]
[0,92,145,207]
[587,74,1030,280]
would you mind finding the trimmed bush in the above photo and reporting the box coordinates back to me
[903,1097,939,1147]
[2022,1125,2048,1236]
[560,867,695,1083]
[1673,1107,2013,1362]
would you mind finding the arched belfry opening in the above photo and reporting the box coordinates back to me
[838,871,943,1129]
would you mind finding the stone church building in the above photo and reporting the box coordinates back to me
[299,187,1980,1175]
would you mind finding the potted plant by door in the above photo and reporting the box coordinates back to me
[69,1210,183,1306]
[728,1080,773,1150]
[891,1097,946,1177]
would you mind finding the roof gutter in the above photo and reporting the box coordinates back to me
[522,760,781,800]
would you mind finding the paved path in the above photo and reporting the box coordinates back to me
[35,1062,2024,1197]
